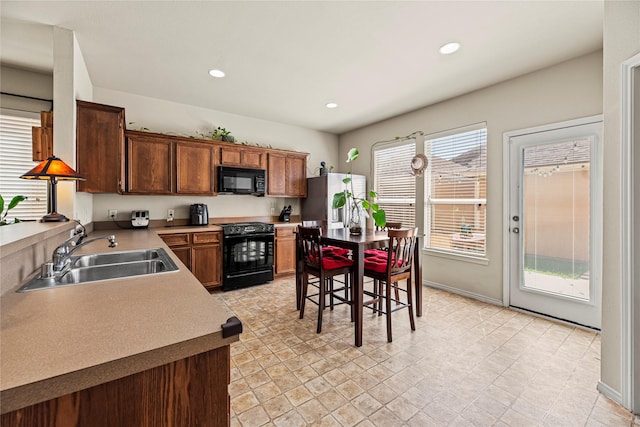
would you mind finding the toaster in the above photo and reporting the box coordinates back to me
[131,210,150,228]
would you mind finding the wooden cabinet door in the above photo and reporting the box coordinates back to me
[275,227,297,275]
[219,146,265,169]
[286,154,307,197]
[192,244,221,289]
[267,153,287,196]
[176,141,216,195]
[170,246,191,269]
[126,133,174,194]
[76,101,125,193]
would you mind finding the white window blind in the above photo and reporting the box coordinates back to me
[0,113,47,222]
[373,141,416,228]
[425,126,487,255]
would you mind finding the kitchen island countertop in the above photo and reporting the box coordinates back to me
[0,228,238,414]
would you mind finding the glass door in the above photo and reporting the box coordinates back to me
[508,120,602,329]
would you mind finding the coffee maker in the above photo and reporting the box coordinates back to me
[189,204,209,225]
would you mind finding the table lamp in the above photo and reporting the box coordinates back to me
[20,155,85,222]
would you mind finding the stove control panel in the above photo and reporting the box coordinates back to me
[222,222,275,236]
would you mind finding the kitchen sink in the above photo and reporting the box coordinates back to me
[17,248,179,292]
[72,248,162,267]
[57,260,174,284]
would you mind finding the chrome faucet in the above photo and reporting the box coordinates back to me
[50,232,117,273]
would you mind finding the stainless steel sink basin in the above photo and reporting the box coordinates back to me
[72,248,162,267]
[57,260,174,284]
[17,248,179,292]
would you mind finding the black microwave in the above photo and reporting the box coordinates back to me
[218,166,266,196]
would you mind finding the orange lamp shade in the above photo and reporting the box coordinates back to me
[20,156,85,181]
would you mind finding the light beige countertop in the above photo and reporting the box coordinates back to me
[0,228,238,414]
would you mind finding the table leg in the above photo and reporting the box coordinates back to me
[295,233,302,310]
[354,245,364,347]
[414,236,422,317]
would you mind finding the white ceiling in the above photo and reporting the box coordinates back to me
[0,1,603,134]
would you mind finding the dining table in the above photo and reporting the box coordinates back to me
[295,227,422,347]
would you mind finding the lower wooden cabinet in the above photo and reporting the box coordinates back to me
[160,231,221,290]
[275,226,297,275]
[1,346,231,427]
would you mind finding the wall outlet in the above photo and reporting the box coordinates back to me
[108,209,118,219]
[167,209,174,220]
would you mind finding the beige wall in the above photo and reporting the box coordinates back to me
[339,51,603,303]
[601,0,640,401]
[0,65,52,112]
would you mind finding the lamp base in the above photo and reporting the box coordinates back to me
[41,212,69,222]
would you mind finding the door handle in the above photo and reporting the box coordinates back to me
[512,227,520,234]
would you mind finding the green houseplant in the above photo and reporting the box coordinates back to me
[332,148,386,233]
[0,195,26,225]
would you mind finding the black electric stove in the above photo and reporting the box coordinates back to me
[219,222,275,291]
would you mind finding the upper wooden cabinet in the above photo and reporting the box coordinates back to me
[176,141,216,194]
[75,101,308,197]
[126,132,174,194]
[125,131,218,196]
[76,101,125,193]
[219,145,266,169]
[267,151,307,197]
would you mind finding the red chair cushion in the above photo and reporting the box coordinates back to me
[364,256,388,273]
[322,254,354,270]
[323,246,351,257]
[365,248,387,258]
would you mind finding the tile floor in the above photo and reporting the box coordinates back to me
[215,277,636,426]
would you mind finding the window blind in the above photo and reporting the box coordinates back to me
[0,114,47,221]
[373,141,416,228]
[425,127,487,255]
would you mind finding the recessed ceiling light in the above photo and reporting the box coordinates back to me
[326,102,338,109]
[439,42,461,55]
[208,69,226,78]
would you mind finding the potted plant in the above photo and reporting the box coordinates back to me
[332,148,385,234]
[0,194,26,226]
[209,126,235,142]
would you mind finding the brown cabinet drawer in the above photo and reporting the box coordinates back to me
[160,233,190,246]
[276,226,296,238]
[193,232,221,245]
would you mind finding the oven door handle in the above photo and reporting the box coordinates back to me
[223,233,275,240]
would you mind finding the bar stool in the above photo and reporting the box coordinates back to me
[363,227,418,342]
[298,226,355,333]
[302,220,351,257]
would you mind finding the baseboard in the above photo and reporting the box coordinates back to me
[597,380,623,405]
[423,280,504,306]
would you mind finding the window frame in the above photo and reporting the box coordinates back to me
[423,123,488,261]
[0,109,48,222]
[372,139,417,229]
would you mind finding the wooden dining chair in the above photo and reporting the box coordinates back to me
[365,221,402,257]
[365,221,403,304]
[298,226,355,333]
[362,227,418,342]
[302,220,350,257]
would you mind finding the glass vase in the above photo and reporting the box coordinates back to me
[349,203,362,235]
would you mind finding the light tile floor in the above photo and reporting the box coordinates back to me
[215,277,636,427]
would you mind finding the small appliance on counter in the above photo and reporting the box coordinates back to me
[189,203,209,226]
[278,205,292,222]
[131,210,150,228]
